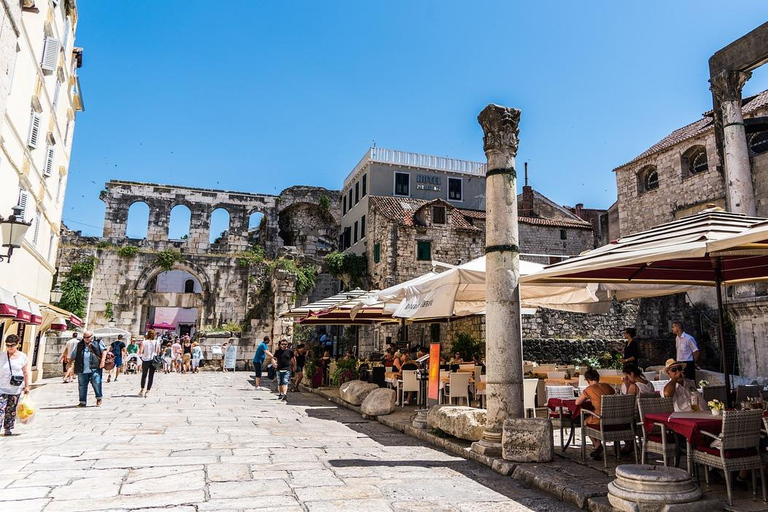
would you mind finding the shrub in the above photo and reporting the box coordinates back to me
[330,358,359,386]
[450,331,482,362]
[154,249,182,272]
[324,251,367,289]
[237,246,265,267]
[117,245,139,258]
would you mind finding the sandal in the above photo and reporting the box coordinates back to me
[589,446,604,459]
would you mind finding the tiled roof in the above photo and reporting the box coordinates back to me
[615,88,768,170]
[368,196,592,230]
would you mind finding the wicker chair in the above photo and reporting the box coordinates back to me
[761,417,768,467]
[702,385,727,404]
[637,396,677,466]
[580,394,638,469]
[692,409,766,506]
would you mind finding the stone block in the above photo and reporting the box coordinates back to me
[501,418,553,463]
[339,380,379,406]
[607,464,720,512]
[426,405,486,441]
[360,388,396,416]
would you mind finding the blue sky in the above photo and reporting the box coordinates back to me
[65,1,768,237]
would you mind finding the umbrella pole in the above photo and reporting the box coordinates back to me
[712,257,732,407]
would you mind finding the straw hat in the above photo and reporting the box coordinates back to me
[663,358,687,373]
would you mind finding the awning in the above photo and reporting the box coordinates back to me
[14,296,32,323]
[29,300,42,325]
[69,314,83,327]
[20,294,82,331]
[49,317,68,331]
[0,286,17,317]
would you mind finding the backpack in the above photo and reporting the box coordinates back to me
[104,351,116,370]
[267,364,276,380]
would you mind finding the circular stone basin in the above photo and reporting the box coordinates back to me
[608,464,701,504]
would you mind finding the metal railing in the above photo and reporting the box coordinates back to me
[344,147,486,188]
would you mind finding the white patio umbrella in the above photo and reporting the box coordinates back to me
[92,326,132,340]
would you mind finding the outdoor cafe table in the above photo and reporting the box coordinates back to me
[643,412,722,474]
[548,398,593,451]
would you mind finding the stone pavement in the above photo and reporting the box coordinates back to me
[1,372,577,512]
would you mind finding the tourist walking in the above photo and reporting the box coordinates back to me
[182,337,192,374]
[139,335,160,398]
[671,322,699,381]
[291,343,306,392]
[61,332,79,383]
[1,334,30,436]
[191,342,202,373]
[162,341,173,374]
[252,336,272,390]
[107,335,127,383]
[272,339,295,401]
[72,331,107,407]
[172,337,182,373]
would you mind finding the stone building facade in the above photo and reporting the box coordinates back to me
[50,181,340,373]
[613,88,768,381]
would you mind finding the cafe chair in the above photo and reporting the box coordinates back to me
[692,409,766,506]
[736,385,762,403]
[637,396,677,467]
[476,375,487,408]
[702,385,727,404]
[398,370,420,408]
[443,372,470,406]
[524,378,538,418]
[547,385,576,401]
[581,394,638,469]
[547,385,578,450]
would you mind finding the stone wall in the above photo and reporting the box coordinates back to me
[518,223,594,263]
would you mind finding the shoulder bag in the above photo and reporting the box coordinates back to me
[7,352,24,386]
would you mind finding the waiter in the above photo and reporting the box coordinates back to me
[671,321,699,381]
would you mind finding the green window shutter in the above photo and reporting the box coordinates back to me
[373,243,380,263]
[417,241,431,261]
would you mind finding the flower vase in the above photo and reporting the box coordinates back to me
[712,408,722,416]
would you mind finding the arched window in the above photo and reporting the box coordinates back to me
[749,130,768,155]
[126,202,149,239]
[638,166,659,193]
[210,208,230,244]
[681,146,708,177]
[184,279,194,293]
[168,204,191,240]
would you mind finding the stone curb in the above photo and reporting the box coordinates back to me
[302,384,615,510]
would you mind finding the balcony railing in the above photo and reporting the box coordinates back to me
[344,147,486,188]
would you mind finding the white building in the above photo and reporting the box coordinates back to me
[0,0,84,381]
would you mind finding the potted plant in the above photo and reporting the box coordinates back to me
[303,359,322,388]
[708,399,725,416]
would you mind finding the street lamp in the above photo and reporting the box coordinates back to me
[50,285,63,303]
[0,206,32,263]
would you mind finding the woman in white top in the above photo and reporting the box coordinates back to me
[138,335,160,398]
[0,334,30,435]
[622,364,655,395]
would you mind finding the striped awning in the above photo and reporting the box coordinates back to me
[282,289,399,325]
[0,286,17,317]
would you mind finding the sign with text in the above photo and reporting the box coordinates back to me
[428,343,440,404]
[224,345,238,370]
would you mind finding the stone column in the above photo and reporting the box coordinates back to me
[710,69,755,216]
[472,104,524,457]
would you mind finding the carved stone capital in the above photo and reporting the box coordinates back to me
[710,69,752,103]
[478,104,521,157]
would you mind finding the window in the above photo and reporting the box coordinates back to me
[17,189,30,222]
[343,227,351,249]
[360,215,366,239]
[184,279,195,293]
[56,174,64,202]
[394,172,409,196]
[373,243,381,263]
[433,206,446,224]
[47,234,56,263]
[448,178,462,201]
[560,229,567,240]
[342,196,347,215]
[638,166,659,193]
[348,189,353,210]
[27,110,41,148]
[681,146,708,177]
[362,174,367,197]
[355,182,359,204]
[749,131,768,155]
[40,37,59,73]
[52,76,61,111]
[417,241,431,261]
[353,221,358,244]
[33,212,42,245]
[43,144,55,177]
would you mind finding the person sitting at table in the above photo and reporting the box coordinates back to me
[450,352,463,365]
[622,363,654,395]
[575,368,615,460]
[392,351,403,373]
[383,349,395,368]
[662,359,709,412]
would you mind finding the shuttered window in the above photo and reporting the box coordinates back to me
[373,243,380,263]
[52,78,61,111]
[43,144,55,177]
[360,215,366,239]
[41,37,60,73]
[17,189,30,222]
[33,213,42,245]
[362,175,367,197]
[353,221,358,244]
[433,206,446,224]
[416,241,431,261]
[27,111,42,148]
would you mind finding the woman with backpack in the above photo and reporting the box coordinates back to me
[106,335,127,383]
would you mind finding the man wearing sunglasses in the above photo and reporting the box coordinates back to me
[662,358,708,412]
[271,339,295,401]
[71,331,108,407]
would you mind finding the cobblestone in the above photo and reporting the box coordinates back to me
[1,373,576,511]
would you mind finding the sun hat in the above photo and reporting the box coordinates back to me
[663,358,687,373]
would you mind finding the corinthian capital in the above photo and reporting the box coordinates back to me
[710,70,752,103]
[478,104,521,157]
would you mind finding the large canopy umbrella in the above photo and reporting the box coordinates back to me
[92,326,132,340]
[368,257,698,319]
[521,207,768,402]
[281,289,399,325]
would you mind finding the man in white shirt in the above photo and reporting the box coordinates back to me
[663,359,708,412]
[672,321,699,381]
[62,332,80,383]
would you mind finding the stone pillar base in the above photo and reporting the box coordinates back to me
[502,418,553,462]
[412,409,428,429]
[471,429,503,457]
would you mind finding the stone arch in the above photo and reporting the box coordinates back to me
[637,165,659,194]
[210,207,231,244]
[681,145,708,178]
[168,204,192,240]
[135,261,211,294]
[126,201,150,239]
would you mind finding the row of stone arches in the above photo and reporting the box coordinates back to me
[126,202,265,242]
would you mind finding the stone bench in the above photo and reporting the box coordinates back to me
[427,405,486,441]
[339,380,379,406]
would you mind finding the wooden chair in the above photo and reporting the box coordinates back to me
[736,385,762,403]
[443,372,470,406]
[637,396,677,466]
[702,385,727,404]
[581,394,638,469]
[398,370,419,407]
[523,378,538,418]
[693,409,766,506]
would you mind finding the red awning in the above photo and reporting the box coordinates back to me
[14,296,31,323]
[28,300,42,326]
[0,287,17,317]
[49,317,68,331]
[69,314,83,327]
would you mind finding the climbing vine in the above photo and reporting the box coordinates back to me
[153,249,183,272]
[268,257,317,296]
[56,256,98,318]
[324,251,367,289]
[116,245,139,258]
